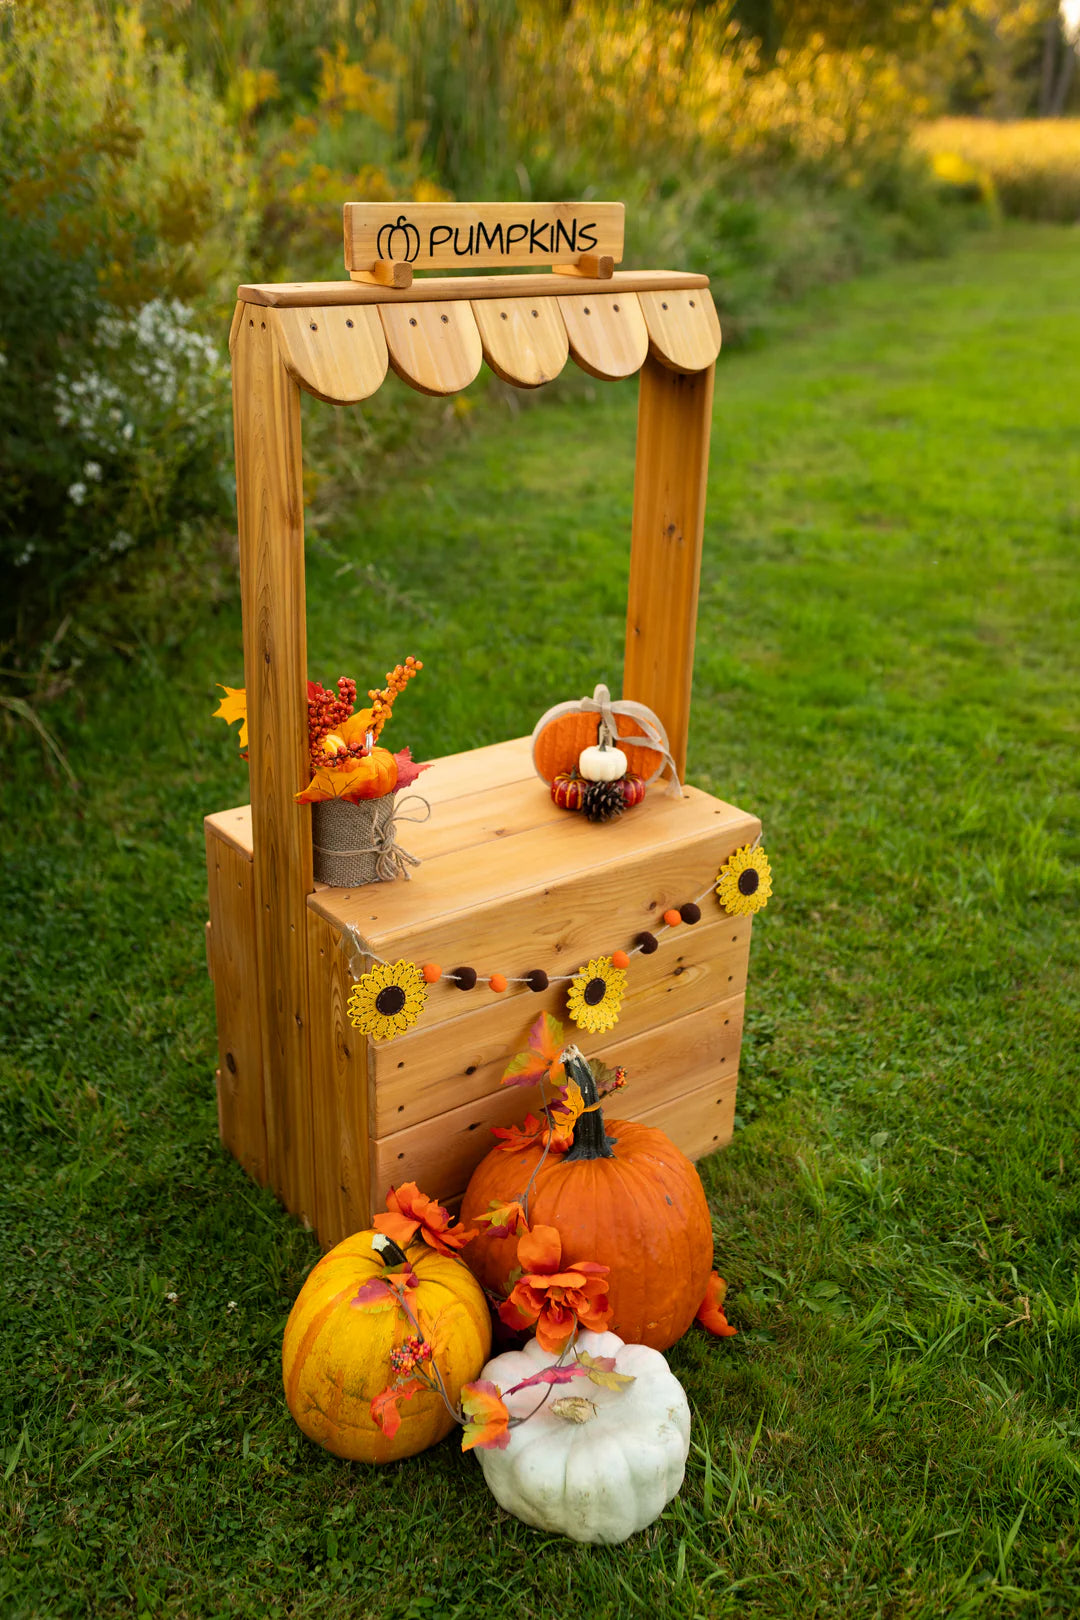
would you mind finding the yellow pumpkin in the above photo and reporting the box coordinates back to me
[282,1231,492,1463]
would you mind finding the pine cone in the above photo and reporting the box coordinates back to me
[582,779,625,823]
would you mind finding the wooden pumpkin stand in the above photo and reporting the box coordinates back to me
[205,203,761,1249]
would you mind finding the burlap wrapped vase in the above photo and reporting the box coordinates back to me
[311,791,429,887]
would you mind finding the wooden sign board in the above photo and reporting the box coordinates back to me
[344,201,624,278]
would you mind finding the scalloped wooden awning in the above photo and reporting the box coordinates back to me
[232,270,721,401]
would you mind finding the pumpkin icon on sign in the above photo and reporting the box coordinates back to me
[376,215,421,264]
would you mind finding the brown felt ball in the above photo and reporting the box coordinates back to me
[679,903,702,924]
[525,969,549,992]
[452,967,478,990]
[637,932,659,954]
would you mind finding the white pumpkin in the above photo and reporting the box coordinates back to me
[578,742,628,782]
[474,1330,691,1544]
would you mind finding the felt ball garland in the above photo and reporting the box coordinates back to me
[343,840,771,1042]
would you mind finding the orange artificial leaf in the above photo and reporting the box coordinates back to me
[370,1375,426,1438]
[471,1200,529,1240]
[501,1012,566,1089]
[295,746,398,805]
[460,1380,511,1452]
[491,1113,546,1151]
[696,1271,738,1338]
[337,707,375,746]
[214,685,248,749]
[375,1182,475,1257]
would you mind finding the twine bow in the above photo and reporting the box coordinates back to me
[312,794,431,882]
[578,683,681,795]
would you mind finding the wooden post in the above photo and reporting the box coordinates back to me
[623,354,715,780]
[231,306,316,1227]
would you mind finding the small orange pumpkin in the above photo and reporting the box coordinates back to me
[551,771,585,811]
[282,1232,491,1463]
[461,1049,713,1351]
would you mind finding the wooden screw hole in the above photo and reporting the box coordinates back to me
[309,322,318,331]
[398,1152,405,1160]
[440,313,449,323]
[465,1064,477,1076]
[409,317,418,327]
[661,302,668,310]
[583,306,591,314]
[248,318,253,327]
[500,311,508,320]
[728,974,733,982]
[346,318,354,328]
[398,1104,404,1113]
[689,299,696,307]
[531,309,539,317]
[613,304,620,312]
[260,321,266,329]
[397,1060,405,1069]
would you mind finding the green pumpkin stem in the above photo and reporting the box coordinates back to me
[560,1046,615,1161]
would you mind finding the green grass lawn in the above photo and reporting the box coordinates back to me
[2,224,1078,1619]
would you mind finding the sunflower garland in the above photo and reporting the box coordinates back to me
[565,956,627,1036]
[341,840,772,1043]
[347,959,428,1040]
[715,843,773,917]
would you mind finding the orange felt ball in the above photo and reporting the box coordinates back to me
[489,973,508,993]
[611,950,630,970]
[422,963,442,984]
[663,909,682,928]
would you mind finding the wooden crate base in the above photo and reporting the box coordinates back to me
[206,735,758,1246]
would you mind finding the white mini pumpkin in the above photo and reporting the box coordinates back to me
[578,742,628,782]
[474,1330,691,1544]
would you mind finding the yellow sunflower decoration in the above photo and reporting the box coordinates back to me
[566,955,627,1036]
[347,959,427,1041]
[716,843,773,916]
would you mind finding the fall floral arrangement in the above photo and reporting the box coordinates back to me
[295,657,429,804]
[215,654,431,886]
[281,1032,740,1541]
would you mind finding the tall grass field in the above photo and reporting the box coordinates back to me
[1,225,1078,1617]
[919,117,1080,221]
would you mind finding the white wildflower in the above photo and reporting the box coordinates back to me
[67,481,88,506]
[83,461,102,481]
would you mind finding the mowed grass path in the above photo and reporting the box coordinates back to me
[2,225,1078,1619]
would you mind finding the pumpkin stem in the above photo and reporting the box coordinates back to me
[560,1046,615,1161]
[371,1232,411,1268]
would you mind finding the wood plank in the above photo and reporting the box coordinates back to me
[205,823,268,1186]
[271,304,387,405]
[205,805,253,862]
[231,312,316,1226]
[624,354,715,781]
[306,910,374,1247]
[638,288,722,374]
[471,297,569,388]
[370,997,743,1206]
[344,201,624,273]
[309,787,759,967]
[635,1069,738,1163]
[398,734,534,805]
[371,914,752,1131]
[237,270,709,310]
[558,291,649,381]
[379,301,483,396]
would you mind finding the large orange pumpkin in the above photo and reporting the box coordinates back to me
[460,1050,714,1351]
[282,1231,491,1463]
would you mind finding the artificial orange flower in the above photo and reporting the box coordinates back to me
[374,1182,474,1256]
[696,1271,737,1337]
[498,1225,611,1353]
[460,1380,511,1452]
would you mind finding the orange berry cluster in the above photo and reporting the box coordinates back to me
[389,1335,433,1374]
[369,656,422,742]
[306,677,363,774]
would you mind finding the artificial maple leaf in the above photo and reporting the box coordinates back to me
[498,1225,612,1354]
[375,1182,474,1257]
[370,1375,426,1438]
[696,1271,738,1338]
[392,747,432,791]
[576,1350,636,1391]
[470,1200,529,1240]
[501,1012,566,1089]
[506,1363,589,1396]
[460,1380,511,1452]
[490,1114,546,1151]
[214,685,248,749]
[351,1266,418,1311]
